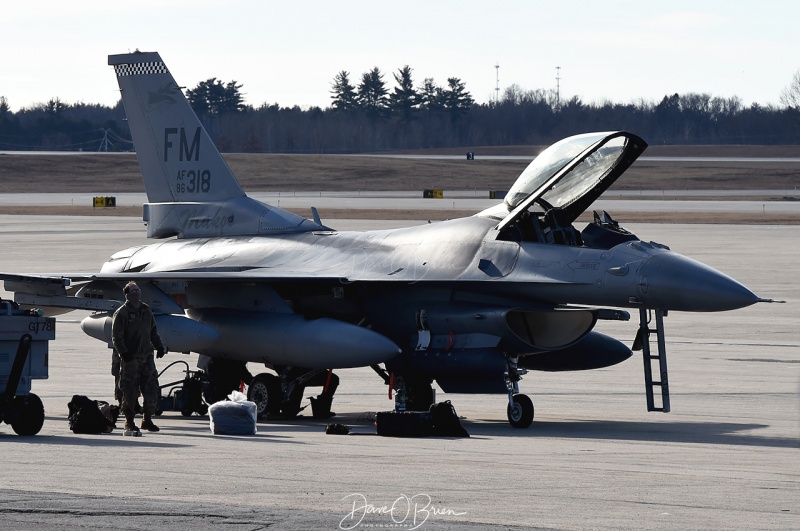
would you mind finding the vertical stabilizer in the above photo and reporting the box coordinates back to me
[108,51,325,238]
[109,51,244,203]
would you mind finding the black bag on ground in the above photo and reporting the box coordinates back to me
[376,411,432,437]
[99,402,120,424]
[67,395,115,434]
[429,400,469,437]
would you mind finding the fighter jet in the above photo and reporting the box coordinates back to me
[0,51,773,427]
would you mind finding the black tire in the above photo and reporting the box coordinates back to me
[180,406,194,417]
[247,373,281,419]
[10,393,45,436]
[506,393,534,429]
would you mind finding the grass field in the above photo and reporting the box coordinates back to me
[1,145,798,223]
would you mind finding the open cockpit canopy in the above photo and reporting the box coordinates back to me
[482,131,647,232]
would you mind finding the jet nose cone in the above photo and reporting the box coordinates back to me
[637,252,759,311]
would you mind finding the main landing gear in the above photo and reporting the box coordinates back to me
[246,367,338,420]
[370,366,437,413]
[506,356,534,428]
[247,373,282,419]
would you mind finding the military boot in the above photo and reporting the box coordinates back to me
[141,415,160,432]
[123,418,141,437]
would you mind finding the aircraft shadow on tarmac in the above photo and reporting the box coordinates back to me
[250,415,798,449]
[465,418,799,448]
[6,413,796,449]
[0,431,191,448]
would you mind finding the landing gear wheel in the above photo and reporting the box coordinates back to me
[10,393,45,436]
[247,373,281,420]
[507,393,534,429]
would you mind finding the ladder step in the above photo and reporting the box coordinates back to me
[640,308,670,414]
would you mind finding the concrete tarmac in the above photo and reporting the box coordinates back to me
[0,215,798,530]
[1,192,800,216]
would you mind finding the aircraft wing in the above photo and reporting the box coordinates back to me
[1,270,346,314]
[2,264,572,291]
[1,273,118,313]
[1,258,582,315]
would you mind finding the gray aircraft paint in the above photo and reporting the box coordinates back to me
[0,51,770,426]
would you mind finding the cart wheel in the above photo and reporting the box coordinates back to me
[196,403,209,416]
[11,393,45,436]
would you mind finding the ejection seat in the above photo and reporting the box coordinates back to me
[543,208,582,246]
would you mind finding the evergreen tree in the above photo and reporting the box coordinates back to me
[356,67,389,120]
[221,81,246,113]
[389,66,418,122]
[187,78,245,115]
[44,97,66,116]
[442,77,473,122]
[330,71,357,111]
[418,78,445,111]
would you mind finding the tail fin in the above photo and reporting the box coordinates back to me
[108,51,323,238]
[109,51,244,203]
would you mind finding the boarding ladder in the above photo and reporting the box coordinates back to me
[636,308,670,412]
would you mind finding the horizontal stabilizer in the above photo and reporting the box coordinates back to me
[144,197,326,238]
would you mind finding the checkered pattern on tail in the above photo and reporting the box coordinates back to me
[114,62,168,77]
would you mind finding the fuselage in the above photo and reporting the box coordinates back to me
[101,215,758,314]
[80,213,761,379]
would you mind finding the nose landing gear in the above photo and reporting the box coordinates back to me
[505,356,533,428]
[507,393,534,428]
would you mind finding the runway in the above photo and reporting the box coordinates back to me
[0,191,799,218]
[0,215,797,530]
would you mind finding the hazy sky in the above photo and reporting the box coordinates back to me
[3,1,799,112]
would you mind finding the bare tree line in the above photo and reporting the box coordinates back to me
[2,66,800,152]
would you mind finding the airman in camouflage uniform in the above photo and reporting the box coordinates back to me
[112,281,166,433]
